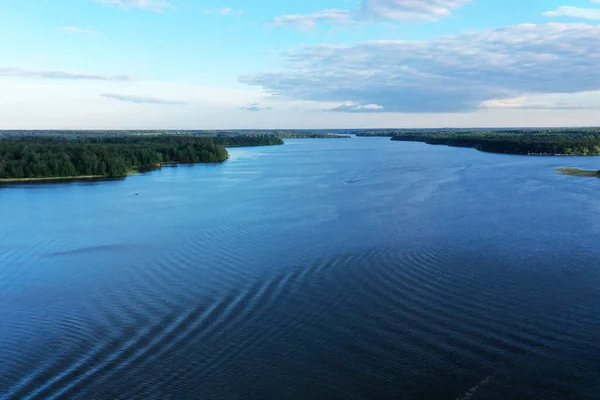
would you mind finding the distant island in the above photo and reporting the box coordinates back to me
[0,135,284,184]
[556,168,600,178]
[356,128,600,156]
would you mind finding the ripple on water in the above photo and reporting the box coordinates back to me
[2,235,599,399]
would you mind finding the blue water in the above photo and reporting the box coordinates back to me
[1,138,600,399]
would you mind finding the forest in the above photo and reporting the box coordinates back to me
[0,135,283,180]
[377,129,600,156]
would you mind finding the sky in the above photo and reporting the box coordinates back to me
[1,0,600,129]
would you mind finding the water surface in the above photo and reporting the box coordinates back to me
[1,138,600,399]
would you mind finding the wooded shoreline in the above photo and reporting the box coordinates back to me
[0,135,283,184]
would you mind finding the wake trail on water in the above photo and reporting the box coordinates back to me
[455,374,495,400]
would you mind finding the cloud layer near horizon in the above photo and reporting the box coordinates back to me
[241,23,600,113]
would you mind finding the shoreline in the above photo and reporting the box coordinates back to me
[0,152,246,185]
[556,167,600,178]
[389,135,600,157]
[0,175,111,184]
[0,161,222,185]
[0,134,287,186]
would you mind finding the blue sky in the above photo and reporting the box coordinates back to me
[1,0,600,129]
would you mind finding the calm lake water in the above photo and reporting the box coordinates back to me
[1,137,600,399]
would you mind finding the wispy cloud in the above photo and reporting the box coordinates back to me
[238,103,272,111]
[241,23,600,113]
[271,9,351,29]
[0,66,131,81]
[96,0,172,12]
[325,102,384,113]
[206,7,244,16]
[544,4,600,20]
[101,93,188,105]
[269,0,471,28]
[58,26,98,35]
[544,0,600,20]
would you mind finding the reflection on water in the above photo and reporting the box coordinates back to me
[1,138,600,399]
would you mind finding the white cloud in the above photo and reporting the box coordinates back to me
[96,0,172,12]
[544,6,600,20]
[479,96,526,109]
[269,0,471,28]
[0,66,131,81]
[241,23,600,113]
[58,26,98,35]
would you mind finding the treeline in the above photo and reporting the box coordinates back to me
[383,129,600,156]
[212,136,283,147]
[355,128,600,138]
[0,135,282,180]
[0,130,349,139]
